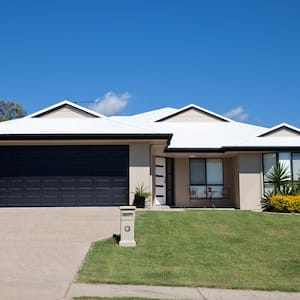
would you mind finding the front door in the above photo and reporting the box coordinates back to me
[154,157,166,205]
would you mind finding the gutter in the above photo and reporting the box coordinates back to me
[165,145,300,153]
[0,133,173,141]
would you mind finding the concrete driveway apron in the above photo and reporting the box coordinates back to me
[0,207,120,300]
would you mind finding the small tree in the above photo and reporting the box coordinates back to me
[0,100,26,122]
[265,162,290,194]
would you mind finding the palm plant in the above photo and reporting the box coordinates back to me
[265,162,291,194]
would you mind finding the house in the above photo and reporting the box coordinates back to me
[0,100,299,210]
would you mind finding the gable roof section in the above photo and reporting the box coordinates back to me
[1,100,300,151]
[26,100,105,118]
[155,104,231,122]
[258,123,300,137]
[0,110,173,142]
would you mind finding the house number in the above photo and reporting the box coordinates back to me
[124,225,131,232]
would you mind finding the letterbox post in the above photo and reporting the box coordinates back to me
[119,206,136,247]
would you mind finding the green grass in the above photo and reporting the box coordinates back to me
[74,298,159,300]
[77,211,300,291]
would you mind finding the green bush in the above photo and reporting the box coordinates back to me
[269,194,300,213]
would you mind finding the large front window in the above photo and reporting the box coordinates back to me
[263,152,300,192]
[190,158,223,199]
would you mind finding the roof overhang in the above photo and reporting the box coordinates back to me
[165,145,300,153]
[0,133,173,142]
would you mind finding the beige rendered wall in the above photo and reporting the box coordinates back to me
[223,158,235,206]
[163,108,225,123]
[232,156,240,208]
[40,107,95,118]
[174,158,190,206]
[173,157,234,207]
[129,143,152,205]
[238,154,263,211]
[264,128,300,137]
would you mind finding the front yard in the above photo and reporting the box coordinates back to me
[77,211,300,291]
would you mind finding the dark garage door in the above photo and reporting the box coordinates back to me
[0,145,129,207]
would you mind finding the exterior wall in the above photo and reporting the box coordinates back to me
[264,128,300,137]
[163,108,224,123]
[39,107,95,118]
[232,156,240,208]
[174,158,190,207]
[238,154,263,211]
[223,158,235,207]
[129,143,152,205]
[173,157,234,208]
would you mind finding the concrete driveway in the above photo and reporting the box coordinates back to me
[0,207,120,300]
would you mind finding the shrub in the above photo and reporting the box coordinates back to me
[269,194,300,213]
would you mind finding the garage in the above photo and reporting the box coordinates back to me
[0,145,129,207]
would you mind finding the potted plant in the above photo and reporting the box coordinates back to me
[134,183,151,208]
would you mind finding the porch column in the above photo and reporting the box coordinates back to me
[238,154,263,211]
[129,143,152,205]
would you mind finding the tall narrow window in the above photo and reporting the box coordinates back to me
[263,152,300,193]
[263,153,276,193]
[292,153,300,181]
[278,152,291,177]
[190,159,206,198]
[190,158,223,199]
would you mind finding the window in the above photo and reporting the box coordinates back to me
[263,153,276,193]
[190,158,223,199]
[263,152,300,192]
[292,153,300,181]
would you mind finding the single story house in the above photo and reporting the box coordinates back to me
[0,100,299,210]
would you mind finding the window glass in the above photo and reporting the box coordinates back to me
[292,153,300,181]
[207,185,223,198]
[190,159,205,185]
[264,183,275,194]
[207,159,223,184]
[263,153,276,181]
[278,152,291,176]
[190,185,207,199]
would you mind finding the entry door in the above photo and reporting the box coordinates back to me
[154,157,166,205]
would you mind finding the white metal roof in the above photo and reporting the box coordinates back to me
[0,117,165,135]
[0,101,299,150]
[128,107,178,121]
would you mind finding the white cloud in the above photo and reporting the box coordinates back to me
[224,106,248,121]
[89,91,131,116]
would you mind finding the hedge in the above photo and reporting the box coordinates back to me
[269,195,300,213]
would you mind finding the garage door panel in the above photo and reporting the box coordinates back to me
[24,193,41,205]
[95,179,111,188]
[43,178,59,189]
[0,146,129,207]
[60,191,77,206]
[111,177,127,187]
[43,192,59,206]
[0,179,7,190]
[6,192,23,206]
[77,193,94,205]
[60,178,76,189]
[8,179,24,190]
[78,178,94,188]
[26,179,41,190]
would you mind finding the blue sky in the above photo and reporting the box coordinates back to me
[0,0,300,127]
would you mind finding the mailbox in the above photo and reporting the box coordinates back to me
[119,206,136,247]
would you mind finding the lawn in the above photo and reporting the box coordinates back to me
[77,211,300,291]
[74,298,158,300]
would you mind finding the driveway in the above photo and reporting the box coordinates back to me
[0,207,120,300]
